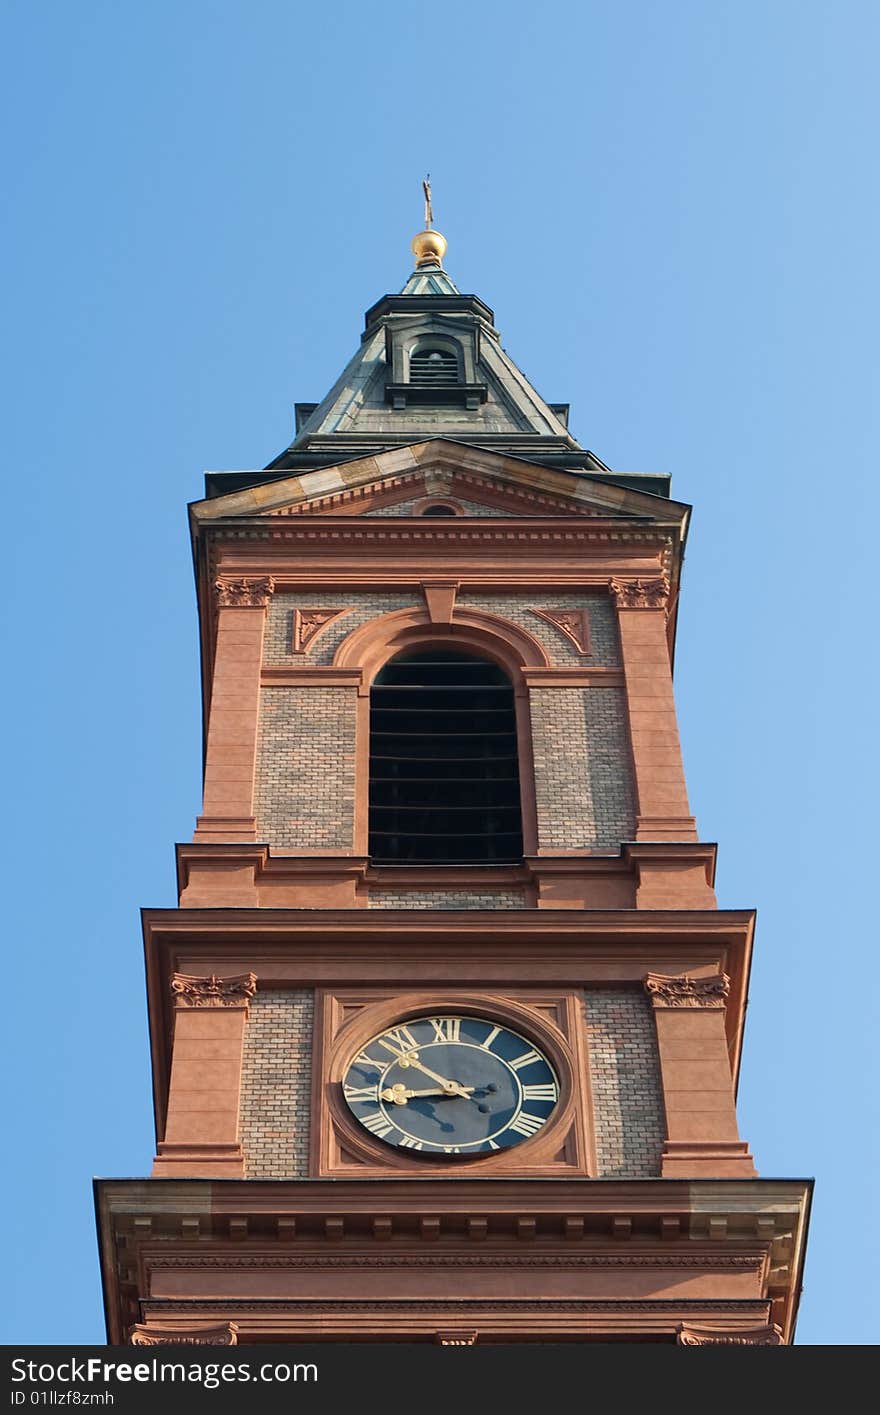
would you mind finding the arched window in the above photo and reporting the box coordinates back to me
[408,347,459,386]
[419,503,458,517]
[369,649,524,865]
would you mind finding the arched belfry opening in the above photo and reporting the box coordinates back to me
[368,648,524,865]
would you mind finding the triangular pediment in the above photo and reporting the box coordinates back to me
[193,441,688,528]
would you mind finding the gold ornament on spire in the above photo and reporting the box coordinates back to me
[411,173,448,269]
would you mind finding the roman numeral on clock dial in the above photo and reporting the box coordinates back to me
[429,1017,461,1043]
[343,1083,379,1102]
[361,1113,395,1138]
[522,1082,558,1102]
[508,1112,546,1137]
[509,1049,541,1071]
[378,1025,419,1057]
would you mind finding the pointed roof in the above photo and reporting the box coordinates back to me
[261,232,613,483]
[399,263,460,296]
[203,233,671,503]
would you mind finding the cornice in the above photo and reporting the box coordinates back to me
[145,1299,771,1315]
[144,1253,765,1271]
[145,904,756,942]
[206,523,677,548]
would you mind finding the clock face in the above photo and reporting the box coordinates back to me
[341,1014,559,1156]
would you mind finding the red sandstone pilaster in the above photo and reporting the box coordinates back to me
[152,972,256,1178]
[645,972,755,1178]
[612,578,698,843]
[194,577,273,844]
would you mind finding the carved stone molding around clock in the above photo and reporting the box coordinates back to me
[608,576,670,610]
[171,973,258,1009]
[292,607,353,654]
[314,988,591,1179]
[130,1323,239,1346]
[677,1323,783,1346]
[530,608,592,657]
[214,576,275,608]
[644,973,730,1009]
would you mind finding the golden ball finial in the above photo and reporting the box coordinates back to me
[411,227,448,269]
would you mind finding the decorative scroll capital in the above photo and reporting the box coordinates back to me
[531,608,592,657]
[609,575,670,610]
[677,1323,783,1346]
[171,973,257,1009]
[292,606,350,653]
[645,972,730,1009]
[130,1322,239,1346]
[435,1330,479,1345]
[214,576,275,608]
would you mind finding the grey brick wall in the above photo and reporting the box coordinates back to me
[254,686,356,849]
[530,687,634,850]
[256,592,632,858]
[366,496,515,517]
[239,990,314,1179]
[264,592,417,666]
[585,989,665,1178]
[367,889,526,909]
[459,592,620,667]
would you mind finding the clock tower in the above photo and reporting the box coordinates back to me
[95,219,810,1347]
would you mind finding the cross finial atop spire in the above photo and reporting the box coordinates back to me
[412,174,447,269]
[422,174,433,229]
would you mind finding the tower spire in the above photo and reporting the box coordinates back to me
[411,173,447,269]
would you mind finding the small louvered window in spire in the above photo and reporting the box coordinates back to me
[409,347,459,386]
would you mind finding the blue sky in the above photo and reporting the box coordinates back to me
[1,0,877,1345]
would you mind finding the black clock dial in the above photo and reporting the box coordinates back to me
[341,1015,559,1155]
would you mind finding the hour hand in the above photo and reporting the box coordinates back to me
[403,1086,474,1099]
[380,1084,474,1104]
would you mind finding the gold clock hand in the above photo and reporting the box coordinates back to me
[402,1056,472,1096]
[379,1037,483,1102]
[381,1086,475,1102]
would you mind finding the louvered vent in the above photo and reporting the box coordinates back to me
[369,650,524,865]
[409,348,459,386]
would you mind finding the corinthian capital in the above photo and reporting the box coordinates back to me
[677,1323,783,1346]
[130,1323,239,1346]
[644,972,730,1009]
[609,576,670,610]
[171,973,257,1009]
[214,576,275,608]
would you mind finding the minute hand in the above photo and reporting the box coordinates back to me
[383,1044,473,1098]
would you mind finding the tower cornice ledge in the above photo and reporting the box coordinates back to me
[95,1176,812,1346]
